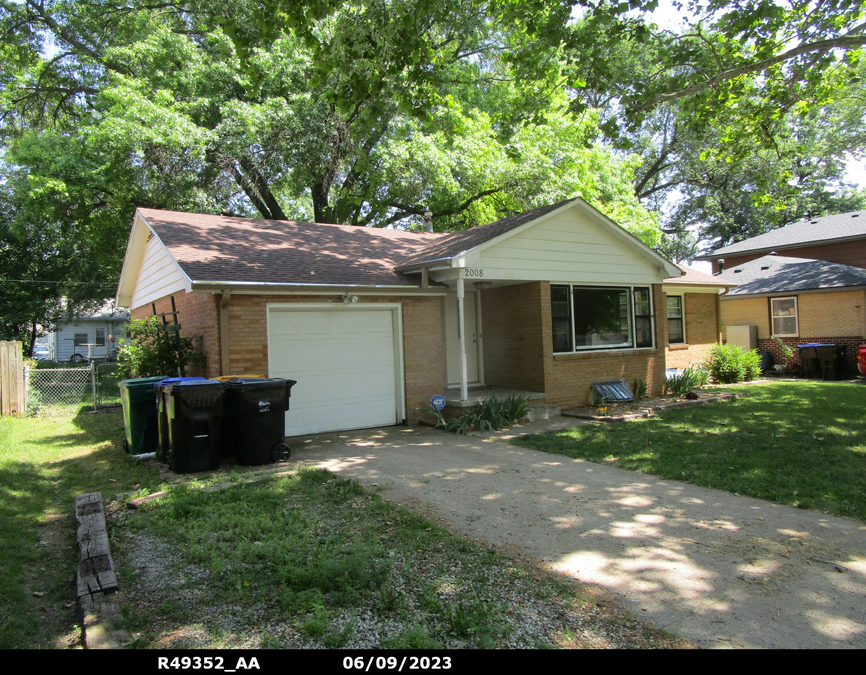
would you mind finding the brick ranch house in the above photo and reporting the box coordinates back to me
[698,211,866,372]
[718,255,866,373]
[116,199,689,437]
[662,265,736,371]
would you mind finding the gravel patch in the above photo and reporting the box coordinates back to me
[107,493,688,650]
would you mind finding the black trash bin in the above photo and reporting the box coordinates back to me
[797,344,821,378]
[165,380,225,473]
[155,377,207,463]
[815,344,847,380]
[223,378,296,465]
[759,350,774,374]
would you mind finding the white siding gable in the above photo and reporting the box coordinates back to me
[129,233,189,310]
[471,207,663,285]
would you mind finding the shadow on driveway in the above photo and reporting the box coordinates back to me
[290,423,866,649]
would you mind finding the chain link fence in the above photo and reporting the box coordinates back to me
[25,362,124,416]
[95,363,122,408]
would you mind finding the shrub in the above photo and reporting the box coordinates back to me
[707,343,762,383]
[666,367,704,397]
[741,349,763,381]
[773,338,795,368]
[117,316,206,378]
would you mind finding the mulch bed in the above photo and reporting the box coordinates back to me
[562,390,743,422]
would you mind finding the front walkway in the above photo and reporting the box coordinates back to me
[291,420,866,649]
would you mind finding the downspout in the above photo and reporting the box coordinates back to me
[717,287,730,343]
[219,290,231,375]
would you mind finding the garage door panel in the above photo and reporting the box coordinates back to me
[269,308,400,436]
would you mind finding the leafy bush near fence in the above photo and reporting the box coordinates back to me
[707,343,762,384]
[118,316,205,378]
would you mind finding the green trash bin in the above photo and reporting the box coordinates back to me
[119,376,169,454]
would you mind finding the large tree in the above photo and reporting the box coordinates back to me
[0,0,664,337]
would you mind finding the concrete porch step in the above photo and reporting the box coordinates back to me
[526,404,561,421]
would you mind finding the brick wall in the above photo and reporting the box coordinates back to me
[227,293,446,425]
[719,290,866,374]
[798,290,866,337]
[722,291,866,342]
[130,292,219,377]
[711,239,866,274]
[541,283,666,408]
[759,336,863,374]
[665,292,719,370]
[720,297,771,339]
[480,283,546,391]
[136,291,446,425]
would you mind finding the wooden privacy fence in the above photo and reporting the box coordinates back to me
[0,341,26,416]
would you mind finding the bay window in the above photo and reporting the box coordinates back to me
[551,285,655,352]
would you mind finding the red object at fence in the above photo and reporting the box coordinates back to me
[858,345,866,375]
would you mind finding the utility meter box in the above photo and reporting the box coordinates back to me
[727,325,758,352]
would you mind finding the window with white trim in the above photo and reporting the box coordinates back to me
[771,297,798,337]
[551,285,654,352]
[667,295,685,344]
[95,328,106,346]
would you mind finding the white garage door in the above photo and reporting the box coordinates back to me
[268,305,402,436]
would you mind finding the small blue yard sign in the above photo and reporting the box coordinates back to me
[430,395,446,411]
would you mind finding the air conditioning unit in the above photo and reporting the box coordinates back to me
[727,325,758,352]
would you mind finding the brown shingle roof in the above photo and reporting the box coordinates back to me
[138,209,443,287]
[665,264,736,287]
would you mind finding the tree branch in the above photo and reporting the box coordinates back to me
[629,34,866,115]
[25,0,133,76]
[229,162,273,220]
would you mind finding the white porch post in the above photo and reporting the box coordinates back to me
[457,276,469,401]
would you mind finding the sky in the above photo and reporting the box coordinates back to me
[643,0,866,189]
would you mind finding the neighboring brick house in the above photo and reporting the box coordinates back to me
[719,255,866,372]
[115,200,682,437]
[662,265,736,371]
[696,211,866,374]
[698,210,866,274]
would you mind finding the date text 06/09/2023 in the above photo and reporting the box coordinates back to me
[158,657,260,671]
[343,656,452,671]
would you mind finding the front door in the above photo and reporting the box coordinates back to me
[445,290,481,387]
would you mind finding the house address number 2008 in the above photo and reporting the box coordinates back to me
[462,268,484,278]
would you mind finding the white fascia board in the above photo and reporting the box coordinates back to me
[190,280,447,295]
[116,209,193,307]
[115,211,150,307]
[663,284,729,295]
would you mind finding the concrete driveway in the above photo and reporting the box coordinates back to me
[291,419,866,649]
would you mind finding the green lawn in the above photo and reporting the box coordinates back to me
[0,408,166,648]
[511,381,866,521]
[0,408,687,649]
